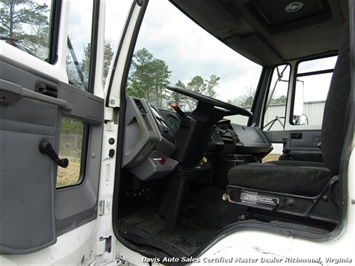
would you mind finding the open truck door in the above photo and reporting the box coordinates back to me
[1,0,115,263]
[0,0,146,264]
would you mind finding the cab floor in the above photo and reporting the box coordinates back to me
[118,207,217,257]
[117,186,246,258]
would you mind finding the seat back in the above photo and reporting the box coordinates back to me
[321,24,351,175]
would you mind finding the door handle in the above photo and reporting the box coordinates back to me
[36,81,58,98]
[291,133,303,139]
[39,140,69,168]
[0,79,68,108]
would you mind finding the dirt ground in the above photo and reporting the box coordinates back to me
[57,160,81,188]
[262,153,281,162]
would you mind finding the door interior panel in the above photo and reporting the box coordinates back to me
[264,130,322,162]
[0,56,104,252]
[283,130,323,161]
[288,130,322,150]
[0,97,59,253]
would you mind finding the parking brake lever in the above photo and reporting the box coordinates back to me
[171,103,190,127]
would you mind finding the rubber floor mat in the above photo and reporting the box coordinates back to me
[118,208,217,258]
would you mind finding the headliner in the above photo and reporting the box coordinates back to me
[170,0,349,66]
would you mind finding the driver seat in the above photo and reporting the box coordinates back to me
[225,24,350,223]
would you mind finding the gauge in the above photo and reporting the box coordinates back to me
[167,115,180,131]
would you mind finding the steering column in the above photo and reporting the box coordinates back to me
[158,85,252,224]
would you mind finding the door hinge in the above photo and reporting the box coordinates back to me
[96,235,112,256]
[99,199,111,216]
[105,107,114,121]
[117,255,127,265]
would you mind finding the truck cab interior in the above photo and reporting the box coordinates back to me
[114,0,352,260]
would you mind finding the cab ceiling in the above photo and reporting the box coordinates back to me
[170,0,349,66]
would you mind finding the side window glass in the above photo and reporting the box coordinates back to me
[58,0,95,188]
[66,0,94,91]
[293,56,337,127]
[0,0,52,61]
[57,118,85,188]
[263,65,290,130]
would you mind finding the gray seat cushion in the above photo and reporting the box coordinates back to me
[265,160,325,168]
[227,164,333,197]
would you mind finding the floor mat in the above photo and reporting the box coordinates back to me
[118,208,217,258]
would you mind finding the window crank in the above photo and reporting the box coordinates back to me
[39,140,69,168]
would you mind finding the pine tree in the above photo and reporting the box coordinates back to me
[127,48,220,110]
[128,48,171,108]
[0,0,49,59]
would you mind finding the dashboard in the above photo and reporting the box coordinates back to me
[160,109,273,159]
[122,97,178,181]
[163,111,180,132]
[122,96,273,181]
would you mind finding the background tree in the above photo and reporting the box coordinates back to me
[127,48,221,110]
[228,86,255,108]
[180,75,219,110]
[0,0,28,38]
[270,95,287,104]
[168,80,188,109]
[204,75,219,98]
[81,42,91,82]
[103,41,114,83]
[127,48,155,100]
[127,48,171,108]
[0,0,49,59]
[70,40,114,87]
[228,86,286,108]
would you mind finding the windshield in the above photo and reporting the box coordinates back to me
[124,0,262,115]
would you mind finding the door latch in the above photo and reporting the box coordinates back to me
[39,140,69,168]
[36,81,58,98]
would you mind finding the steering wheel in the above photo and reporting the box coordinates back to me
[166,85,252,117]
